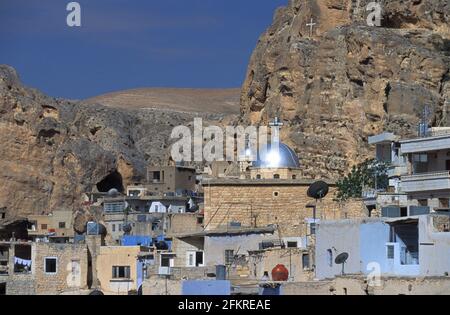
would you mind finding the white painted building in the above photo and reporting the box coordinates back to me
[315,214,450,280]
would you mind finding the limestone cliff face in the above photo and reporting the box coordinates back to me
[241,0,450,179]
[0,65,217,220]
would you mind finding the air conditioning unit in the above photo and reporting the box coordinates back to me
[158,267,172,276]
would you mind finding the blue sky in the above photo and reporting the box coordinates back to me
[0,0,287,99]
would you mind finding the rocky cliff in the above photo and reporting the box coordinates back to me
[0,65,224,220]
[241,0,450,178]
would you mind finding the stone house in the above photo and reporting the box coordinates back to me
[96,245,151,295]
[1,241,88,295]
[27,210,74,242]
[203,178,366,238]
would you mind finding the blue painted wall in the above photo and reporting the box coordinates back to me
[121,235,152,247]
[359,222,390,274]
[182,280,231,296]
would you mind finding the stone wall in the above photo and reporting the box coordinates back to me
[172,237,204,268]
[5,274,35,295]
[204,180,367,237]
[169,213,203,235]
[333,275,450,295]
[34,243,88,295]
[142,276,182,295]
[282,281,334,295]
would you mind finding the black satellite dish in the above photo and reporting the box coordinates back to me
[307,181,329,200]
[335,252,349,275]
[123,223,132,234]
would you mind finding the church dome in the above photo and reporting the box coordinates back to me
[252,143,300,169]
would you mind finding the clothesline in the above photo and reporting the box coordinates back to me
[14,257,32,267]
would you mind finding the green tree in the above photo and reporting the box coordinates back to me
[336,159,389,201]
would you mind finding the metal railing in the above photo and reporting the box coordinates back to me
[402,171,450,181]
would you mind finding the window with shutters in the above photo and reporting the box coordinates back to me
[302,254,310,270]
[387,245,395,259]
[225,250,234,265]
[112,266,130,279]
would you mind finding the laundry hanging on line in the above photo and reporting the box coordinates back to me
[14,257,32,267]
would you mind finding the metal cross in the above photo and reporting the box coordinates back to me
[269,117,284,128]
[306,18,317,38]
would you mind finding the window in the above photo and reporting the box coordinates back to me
[160,255,172,267]
[292,175,297,180]
[302,254,310,270]
[439,198,449,209]
[273,191,279,197]
[45,257,57,274]
[197,217,204,225]
[41,224,48,230]
[387,245,395,259]
[418,199,428,207]
[0,213,5,219]
[225,250,234,265]
[287,241,298,248]
[152,171,161,182]
[256,174,262,180]
[327,249,333,267]
[310,223,316,235]
[186,251,204,267]
[112,224,116,232]
[154,205,159,212]
[119,224,122,232]
[112,266,130,279]
[58,222,66,229]
[273,174,280,179]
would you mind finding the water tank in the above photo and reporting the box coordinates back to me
[271,264,289,282]
[86,222,107,236]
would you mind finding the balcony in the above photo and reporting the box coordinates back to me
[401,171,450,193]
[387,165,408,178]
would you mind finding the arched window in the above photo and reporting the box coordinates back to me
[256,174,262,180]
[274,174,280,179]
[292,175,297,180]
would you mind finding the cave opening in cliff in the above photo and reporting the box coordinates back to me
[96,171,124,193]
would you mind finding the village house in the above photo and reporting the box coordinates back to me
[368,129,450,217]
[146,165,197,195]
[96,245,152,295]
[0,241,89,295]
[27,210,74,243]
[315,214,450,280]
[203,177,366,238]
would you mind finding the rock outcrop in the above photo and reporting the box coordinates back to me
[0,65,222,220]
[241,0,450,178]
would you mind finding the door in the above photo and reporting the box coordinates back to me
[186,251,195,267]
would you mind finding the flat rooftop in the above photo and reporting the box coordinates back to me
[202,178,335,186]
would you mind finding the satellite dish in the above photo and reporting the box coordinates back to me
[335,252,349,275]
[307,181,329,200]
[123,223,132,234]
[108,188,119,197]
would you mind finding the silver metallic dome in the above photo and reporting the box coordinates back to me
[252,143,300,169]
